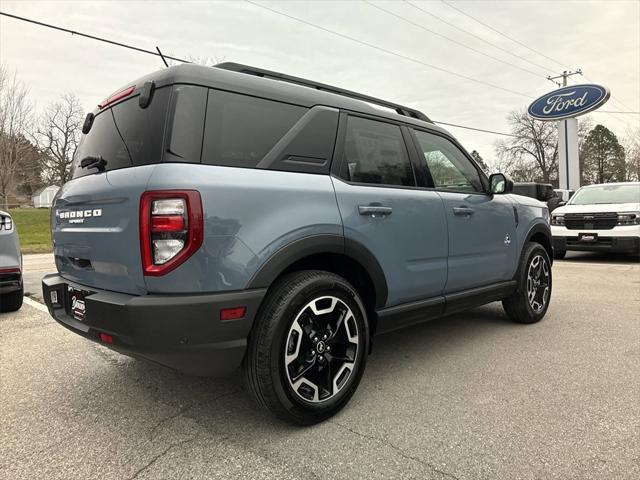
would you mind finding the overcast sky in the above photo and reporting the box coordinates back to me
[1,0,638,164]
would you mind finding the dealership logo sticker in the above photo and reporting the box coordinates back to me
[528,84,610,121]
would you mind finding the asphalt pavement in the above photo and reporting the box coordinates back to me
[2,253,639,479]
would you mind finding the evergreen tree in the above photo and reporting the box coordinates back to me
[470,150,489,173]
[580,125,626,184]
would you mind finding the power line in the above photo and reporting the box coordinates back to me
[1,6,579,140]
[579,73,637,114]
[436,3,638,122]
[597,111,640,115]
[363,1,545,79]
[440,0,571,71]
[403,0,551,75]
[0,11,191,64]
[564,75,637,130]
[245,0,533,99]
[432,120,517,137]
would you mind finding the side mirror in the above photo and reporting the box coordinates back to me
[558,201,567,207]
[489,173,513,194]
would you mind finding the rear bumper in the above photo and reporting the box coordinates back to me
[0,272,22,295]
[42,274,266,376]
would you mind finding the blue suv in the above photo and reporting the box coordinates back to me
[43,63,553,424]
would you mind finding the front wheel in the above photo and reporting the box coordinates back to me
[503,243,552,324]
[244,270,369,425]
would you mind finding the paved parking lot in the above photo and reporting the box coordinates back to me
[2,254,639,479]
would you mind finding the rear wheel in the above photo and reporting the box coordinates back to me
[0,286,23,313]
[503,243,552,324]
[244,270,368,425]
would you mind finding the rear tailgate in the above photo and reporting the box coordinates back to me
[52,83,171,295]
[53,166,155,295]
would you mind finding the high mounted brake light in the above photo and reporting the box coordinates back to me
[140,190,203,276]
[98,86,135,109]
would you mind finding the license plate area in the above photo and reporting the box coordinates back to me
[67,286,91,321]
[579,232,598,243]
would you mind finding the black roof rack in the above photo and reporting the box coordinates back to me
[215,62,431,123]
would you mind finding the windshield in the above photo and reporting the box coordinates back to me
[569,184,640,205]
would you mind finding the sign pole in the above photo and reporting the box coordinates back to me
[547,70,583,191]
[557,117,580,190]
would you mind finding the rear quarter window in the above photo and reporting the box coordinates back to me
[202,90,306,168]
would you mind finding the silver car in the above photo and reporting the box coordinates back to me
[0,210,23,312]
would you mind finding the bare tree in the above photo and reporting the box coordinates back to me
[494,109,558,183]
[0,66,34,208]
[37,93,84,186]
[622,127,640,181]
[494,109,594,185]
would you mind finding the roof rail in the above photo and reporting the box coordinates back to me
[215,62,431,123]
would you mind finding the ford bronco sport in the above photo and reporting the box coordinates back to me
[42,63,553,424]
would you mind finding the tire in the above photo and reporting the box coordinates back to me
[0,286,24,313]
[244,270,369,425]
[502,243,552,324]
[553,249,566,260]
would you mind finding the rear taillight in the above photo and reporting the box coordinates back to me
[0,215,12,231]
[0,267,21,274]
[140,190,203,276]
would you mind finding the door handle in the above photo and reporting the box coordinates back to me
[358,205,393,217]
[453,206,474,216]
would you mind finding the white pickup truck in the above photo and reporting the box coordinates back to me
[551,182,640,258]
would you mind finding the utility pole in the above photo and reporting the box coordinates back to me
[548,69,583,190]
[547,69,583,87]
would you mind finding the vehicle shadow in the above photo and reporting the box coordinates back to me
[561,251,639,264]
[83,302,515,437]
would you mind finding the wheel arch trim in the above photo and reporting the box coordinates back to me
[523,222,553,264]
[246,234,388,308]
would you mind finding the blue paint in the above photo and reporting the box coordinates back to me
[528,84,610,120]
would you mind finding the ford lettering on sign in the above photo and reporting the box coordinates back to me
[528,84,610,121]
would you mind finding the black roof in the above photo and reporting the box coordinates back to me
[215,62,430,122]
[111,63,448,135]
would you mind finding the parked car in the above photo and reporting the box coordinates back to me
[513,182,561,212]
[551,182,640,258]
[554,188,574,204]
[0,210,23,312]
[42,63,553,424]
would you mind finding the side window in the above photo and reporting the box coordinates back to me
[413,130,483,192]
[339,116,415,187]
[202,90,306,168]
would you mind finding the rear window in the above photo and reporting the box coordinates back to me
[202,90,306,168]
[72,87,170,179]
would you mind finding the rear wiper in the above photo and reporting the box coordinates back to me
[80,155,107,172]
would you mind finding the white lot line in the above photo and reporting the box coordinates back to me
[23,295,49,313]
[559,262,639,268]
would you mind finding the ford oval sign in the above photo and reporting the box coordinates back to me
[528,84,610,121]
